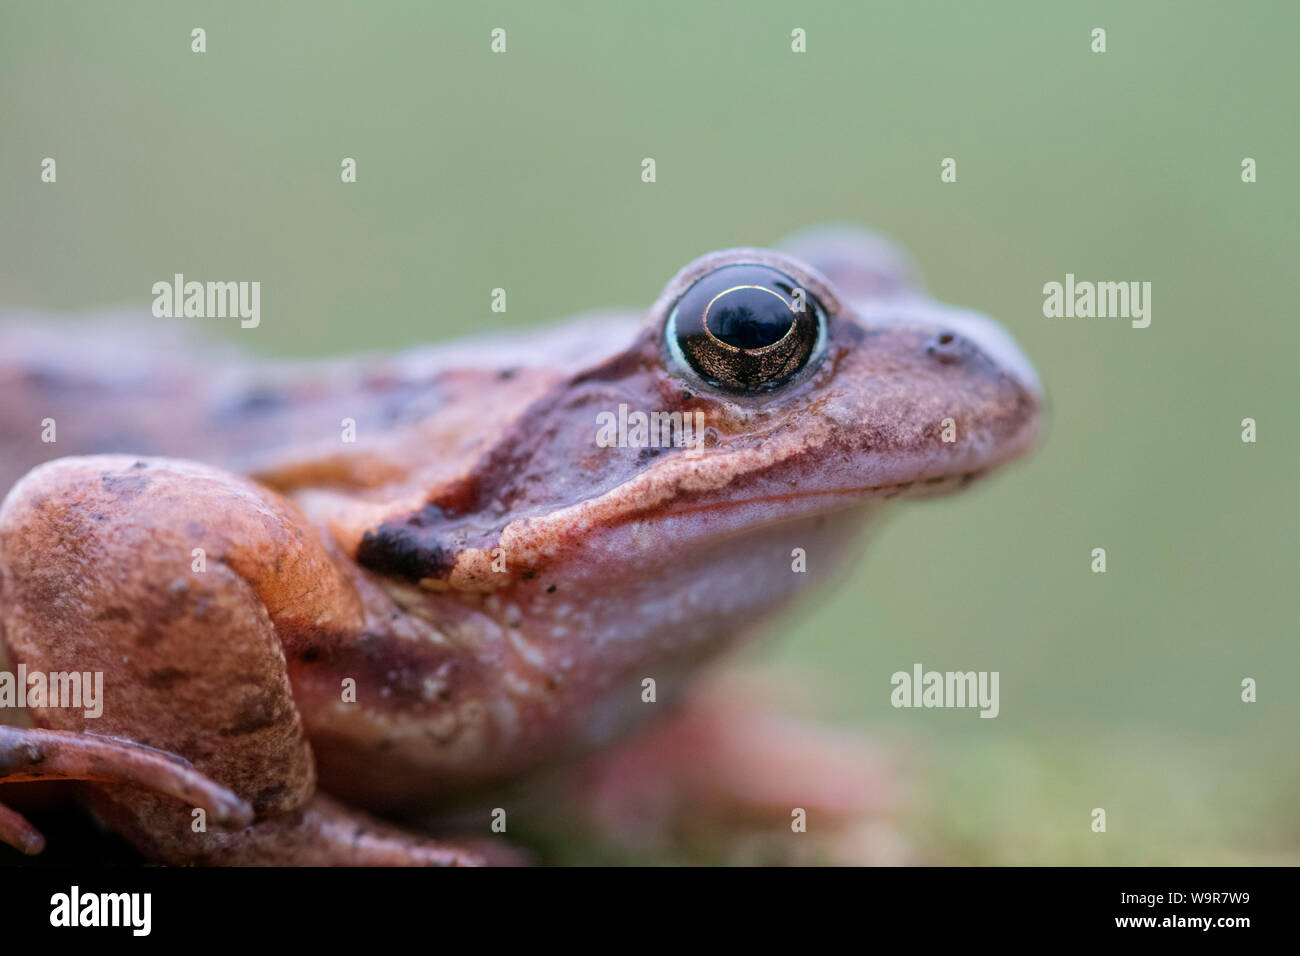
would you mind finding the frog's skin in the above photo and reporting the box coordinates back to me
[0,227,1041,865]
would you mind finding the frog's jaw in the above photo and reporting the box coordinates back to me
[305,505,882,811]
[499,508,882,784]
[533,502,877,684]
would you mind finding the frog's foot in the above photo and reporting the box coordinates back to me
[0,725,252,855]
[562,675,908,864]
[86,790,499,866]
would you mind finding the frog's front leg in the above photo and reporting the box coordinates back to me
[0,724,253,854]
[0,454,483,865]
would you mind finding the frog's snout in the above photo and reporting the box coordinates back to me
[918,308,1043,402]
[776,223,1043,402]
[851,293,1043,407]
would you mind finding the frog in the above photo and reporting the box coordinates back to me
[0,225,1042,865]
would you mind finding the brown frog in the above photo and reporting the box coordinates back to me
[0,227,1042,864]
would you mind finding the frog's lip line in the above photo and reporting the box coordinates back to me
[635,471,990,523]
[616,413,1043,525]
[497,406,1042,549]
[496,466,994,558]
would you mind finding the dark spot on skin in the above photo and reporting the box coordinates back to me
[219,692,282,736]
[498,368,517,381]
[145,667,192,690]
[242,388,286,412]
[216,387,286,421]
[101,473,151,500]
[375,381,443,425]
[137,622,165,648]
[253,784,288,807]
[357,504,458,582]
[681,391,693,400]
[19,369,62,390]
[94,605,133,623]
[186,522,206,538]
[300,646,320,663]
[546,584,557,594]
[636,446,665,464]
[131,460,148,470]
[292,629,482,723]
[521,570,535,580]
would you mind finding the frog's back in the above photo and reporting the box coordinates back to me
[0,308,641,494]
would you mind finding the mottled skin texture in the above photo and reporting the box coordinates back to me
[0,228,1041,864]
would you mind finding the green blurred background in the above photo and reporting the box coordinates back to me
[2,1,1295,864]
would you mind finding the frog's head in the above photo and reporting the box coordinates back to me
[354,229,1042,625]
[322,228,1044,784]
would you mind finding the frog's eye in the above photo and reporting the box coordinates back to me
[666,263,826,393]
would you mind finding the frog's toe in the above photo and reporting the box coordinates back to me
[185,794,503,866]
[0,725,254,831]
[0,798,45,855]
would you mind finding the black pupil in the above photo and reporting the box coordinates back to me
[708,288,794,350]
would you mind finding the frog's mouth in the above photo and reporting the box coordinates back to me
[486,399,1039,580]
[654,469,991,519]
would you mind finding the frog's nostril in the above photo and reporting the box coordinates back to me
[927,330,962,363]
